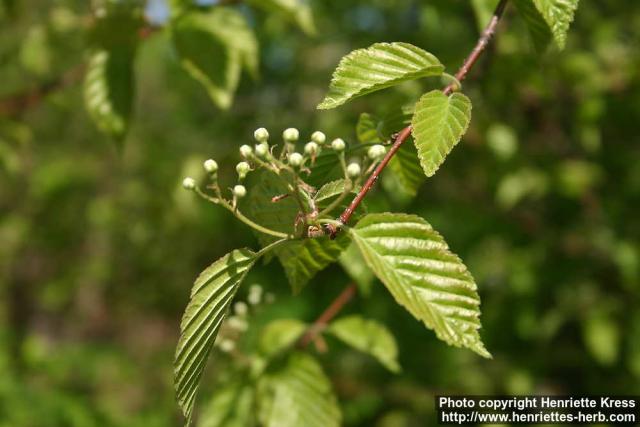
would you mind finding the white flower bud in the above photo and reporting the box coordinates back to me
[219,339,235,353]
[233,184,247,198]
[331,138,346,152]
[255,142,269,158]
[234,301,248,316]
[227,316,248,332]
[248,284,263,305]
[311,131,326,145]
[282,128,299,142]
[203,159,218,174]
[346,162,361,179]
[304,142,319,155]
[288,152,303,167]
[236,161,251,179]
[239,144,253,158]
[182,177,196,190]
[254,127,269,143]
[368,144,386,160]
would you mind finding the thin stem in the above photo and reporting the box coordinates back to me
[325,0,509,238]
[194,188,291,239]
[299,283,357,347]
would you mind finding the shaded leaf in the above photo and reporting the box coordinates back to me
[470,0,500,32]
[247,0,316,35]
[171,8,258,109]
[356,113,382,144]
[388,141,424,197]
[259,319,307,358]
[532,0,579,49]
[318,42,444,110]
[199,380,255,427]
[411,90,472,177]
[514,0,553,52]
[248,171,348,292]
[174,249,257,423]
[257,353,341,427]
[328,315,400,372]
[339,243,375,296]
[350,213,490,357]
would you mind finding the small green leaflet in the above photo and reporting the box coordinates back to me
[246,0,316,35]
[257,353,341,427]
[514,0,579,51]
[349,213,490,358]
[328,315,401,372]
[411,90,472,177]
[314,179,359,203]
[171,8,258,109]
[84,48,135,143]
[318,42,444,110]
[259,319,307,358]
[174,249,257,424]
[198,380,255,427]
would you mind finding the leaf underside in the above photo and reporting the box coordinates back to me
[174,248,256,423]
[411,90,472,177]
[318,42,444,110]
[328,315,401,372]
[515,0,579,51]
[350,213,490,358]
[258,353,341,427]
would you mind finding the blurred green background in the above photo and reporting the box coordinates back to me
[1,1,639,426]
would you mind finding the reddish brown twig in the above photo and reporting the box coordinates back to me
[326,0,509,238]
[299,283,357,347]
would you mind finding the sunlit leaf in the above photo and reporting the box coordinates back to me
[328,315,400,372]
[174,249,257,423]
[515,0,579,51]
[171,8,258,109]
[318,42,444,110]
[257,353,341,427]
[411,90,472,177]
[350,213,490,357]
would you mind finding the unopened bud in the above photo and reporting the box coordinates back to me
[346,162,361,179]
[311,131,326,145]
[219,339,235,353]
[255,142,269,158]
[234,301,248,316]
[304,142,319,155]
[236,162,251,179]
[239,144,253,158]
[233,184,247,198]
[182,177,196,190]
[254,127,269,143]
[203,159,218,174]
[368,144,386,160]
[288,152,303,167]
[331,138,346,152]
[282,128,299,143]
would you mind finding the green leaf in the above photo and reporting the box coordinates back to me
[339,243,374,296]
[198,380,255,427]
[318,42,444,110]
[314,179,358,203]
[247,0,316,35]
[514,0,553,52]
[388,141,425,197]
[174,249,257,423]
[84,4,141,143]
[84,48,135,142]
[411,90,472,177]
[259,319,307,358]
[515,0,579,51]
[248,172,349,292]
[171,8,258,109]
[470,0,500,32]
[532,0,579,50]
[328,315,400,372]
[356,113,382,144]
[349,213,490,357]
[257,353,341,427]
